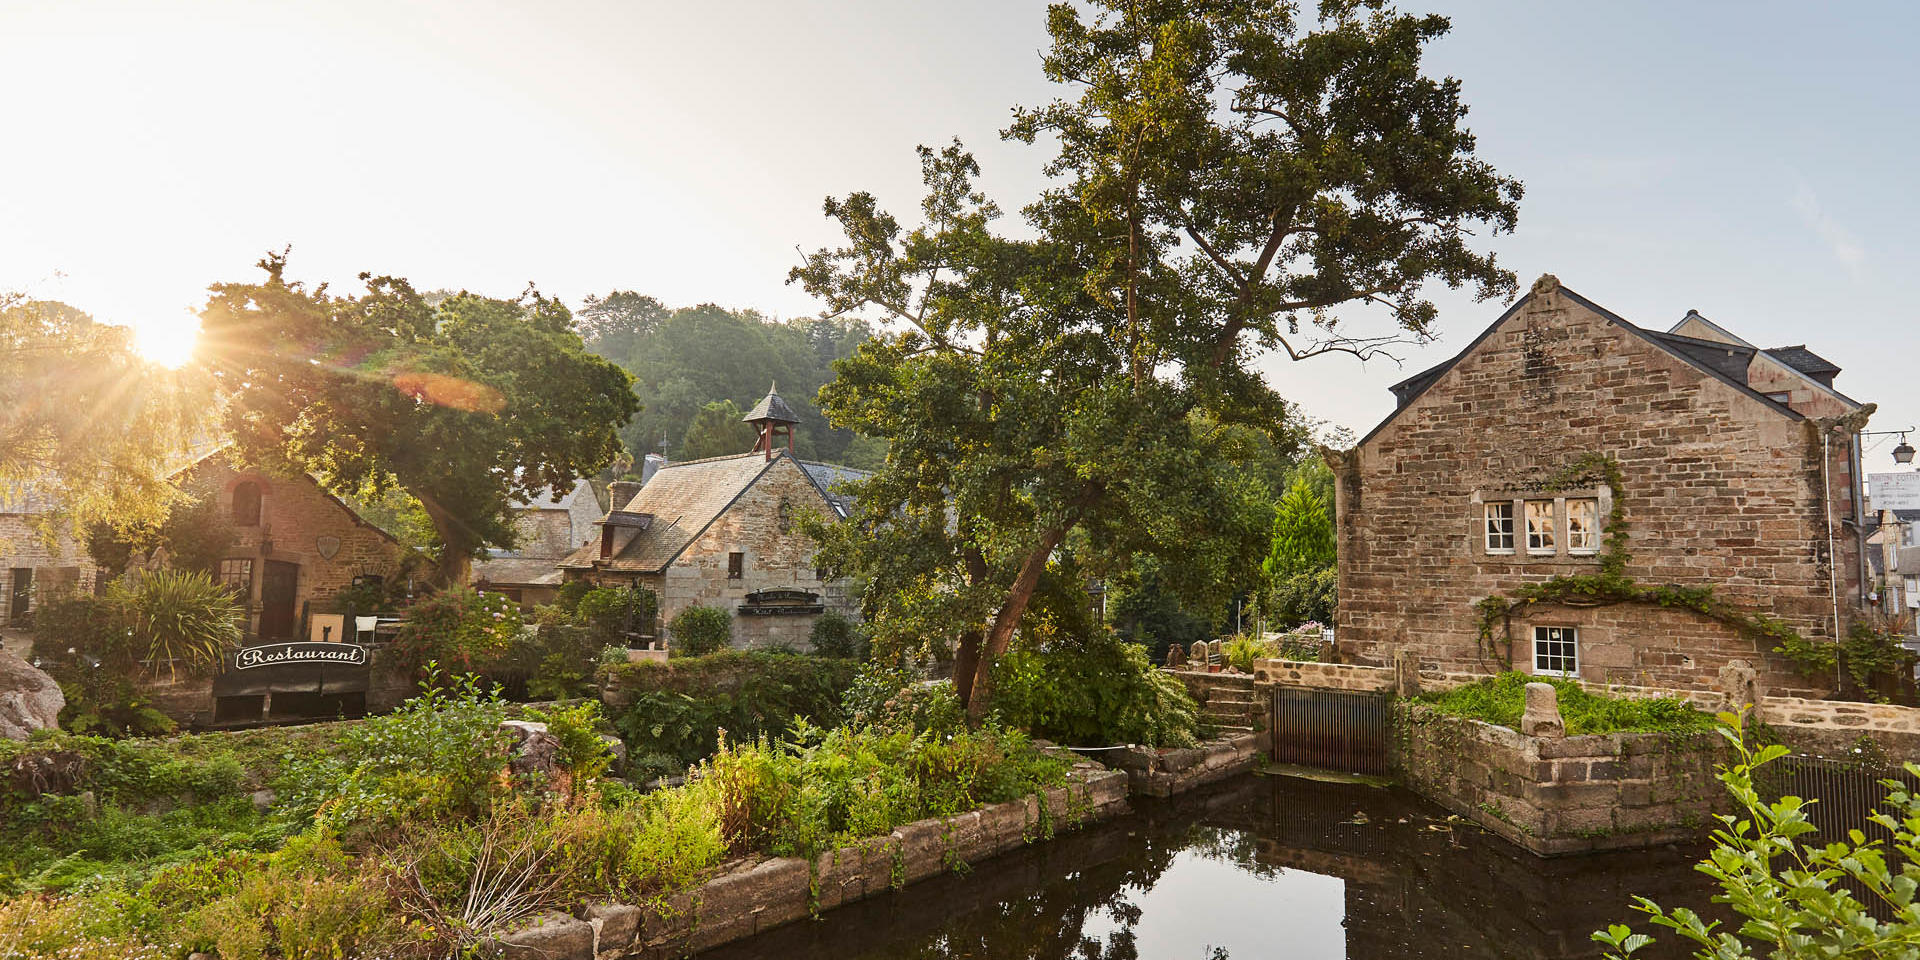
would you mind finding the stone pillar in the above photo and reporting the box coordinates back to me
[1718,659,1764,719]
[1521,682,1566,739]
[1392,649,1423,698]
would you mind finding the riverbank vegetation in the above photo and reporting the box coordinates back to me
[1,671,1068,958]
[1420,673,1714,736]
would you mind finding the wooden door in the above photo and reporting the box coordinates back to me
[260,561,299,639]
[7,568,30,620]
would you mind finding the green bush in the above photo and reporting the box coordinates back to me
[668,604,732,656]
[841,662,964,734]
[601,651,857,765]
[577,586,658,647]
[1420,672,1714,736]
[524,700,614,785]
[1223,633,1278,673]
[29,593,177,738]
[112,569,244,677]
[807,610,867,659]
[992,633,1199,748]
[279,670,510,834]
[390,587,525,678]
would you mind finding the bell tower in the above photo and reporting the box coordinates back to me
[741,382,800,460]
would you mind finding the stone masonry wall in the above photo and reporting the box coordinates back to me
[0,515,95,628]
[660,457,858,652]
[1394,703,1728,857]
[1336,278,1858,698]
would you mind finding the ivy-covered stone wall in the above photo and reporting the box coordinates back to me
[1332,277,1861,698]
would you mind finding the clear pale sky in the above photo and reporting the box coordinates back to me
[3,0,1914,465]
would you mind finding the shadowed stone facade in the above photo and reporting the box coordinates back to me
[1333,276,1870,697]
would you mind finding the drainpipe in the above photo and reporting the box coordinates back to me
[1822,429,1843,691]
[1850,430,1871,607]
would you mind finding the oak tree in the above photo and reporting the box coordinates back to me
[199,255,638,584]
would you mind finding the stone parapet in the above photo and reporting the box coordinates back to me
[482,767,1132,959]
[1106,730,1270,798]
[1392,703,1727,857]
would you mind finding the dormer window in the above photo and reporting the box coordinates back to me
[232,482,262,526]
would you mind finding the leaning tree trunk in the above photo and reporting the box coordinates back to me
[964,526,1067,725]
[413,492,478,587]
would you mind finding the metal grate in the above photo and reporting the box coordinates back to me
[1772,755,1920,920]
[1270,686,1391,775]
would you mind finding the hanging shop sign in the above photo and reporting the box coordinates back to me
[233,641,369,670]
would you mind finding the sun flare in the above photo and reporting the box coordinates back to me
[129,312,201,369]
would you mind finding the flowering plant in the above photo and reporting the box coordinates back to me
[391,586,525,677]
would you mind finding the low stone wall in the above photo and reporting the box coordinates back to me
[1393,703,1727,857]
[1760,696,1920,759]
[1105,731,1270,798]
[1250,658,1484,693]
[484,768,1132,959]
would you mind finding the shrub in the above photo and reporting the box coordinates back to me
[279,670,510,834]
[841,662,964,735]
[807,610,868,659]
[1421,672,1713,736]
[577,586,658,647]
[668,604,732,657]
[601,651,857,765]
[992,633,1199,748]
[1595,712,1920,959]
[1223,633,1278,673]
[111,569,244,677]
[390,587,524,677]
[524,700,614,786]
[30,593,176,738]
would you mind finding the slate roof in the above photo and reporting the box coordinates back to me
[797,460,871,518]
[470,556,566,588]
[1364,283,1811,448]
[1764,345,1843,386]
[742,385,801,424]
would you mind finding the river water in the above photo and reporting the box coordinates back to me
[704,771,1719,960]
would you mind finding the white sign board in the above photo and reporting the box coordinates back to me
[1871,472,1920,512]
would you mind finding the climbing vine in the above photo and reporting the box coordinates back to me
[1471,453,1842,685]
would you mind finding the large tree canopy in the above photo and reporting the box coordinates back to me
[199,255,638,584]
[0,296,208,534]
[796,0,1519,722]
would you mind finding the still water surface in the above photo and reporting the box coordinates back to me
[706,772,1716,960]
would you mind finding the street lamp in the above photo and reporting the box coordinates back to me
[1862,428,1918,466]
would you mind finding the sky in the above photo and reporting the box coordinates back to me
[2,0,1914,468]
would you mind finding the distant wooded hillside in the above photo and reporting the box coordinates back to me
[575,292,884,471]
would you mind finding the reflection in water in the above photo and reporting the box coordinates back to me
[703,773,1716,960]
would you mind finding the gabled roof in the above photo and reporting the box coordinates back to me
[1359,281,1807,450]
[558,450,865,574]
[171,446,406,547]
[1764,345,1843,385]
[470,556,566,588]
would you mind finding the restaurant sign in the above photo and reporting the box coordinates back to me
[234,641,369,670]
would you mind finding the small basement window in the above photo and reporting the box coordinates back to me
[1533,626,1578,675]
[727,552,745,579]
[1567,498,1600,554]
[1484,502,1515,554]
[1525,500,1556,554]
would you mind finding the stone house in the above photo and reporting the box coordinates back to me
[0,492,95,632]
[1330,275,1872,696]
[558,386,866,650]
[174,451,418,641]
[471,479,605,608]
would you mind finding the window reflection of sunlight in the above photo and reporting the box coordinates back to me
[1076,847,1346,960]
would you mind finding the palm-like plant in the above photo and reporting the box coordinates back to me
[111,568,243,678]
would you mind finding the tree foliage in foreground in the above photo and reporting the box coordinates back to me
[0,296,209,533]
[1596,713,1920,959]
[795,0,1520,721]
[199,255,638,583]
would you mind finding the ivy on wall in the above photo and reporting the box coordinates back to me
[1472,453,1830,680]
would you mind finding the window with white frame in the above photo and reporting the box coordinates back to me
[1533,626,1578,675]
[1485,502,1515,554]
[1567,498,1600,554]
[1525,500,1556,554]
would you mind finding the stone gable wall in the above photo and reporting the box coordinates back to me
[1337,282,1858,697]
[189,460,413,639]
[0,516,95,628]
[660,457,859,651]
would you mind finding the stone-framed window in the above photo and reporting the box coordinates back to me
[1484,502,1515,554]
[232,481,263,526]
[1533,625,1578,675]
[1525,500,1556,554]
[1567,498,1600,554]
[727,551,745,579]
[218,558,254,598]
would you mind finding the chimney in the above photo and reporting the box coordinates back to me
[641,453,667,486]
[609,481,643,513]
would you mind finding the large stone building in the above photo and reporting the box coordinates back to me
[558,386,866,650]
[1331,275,1871,696]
